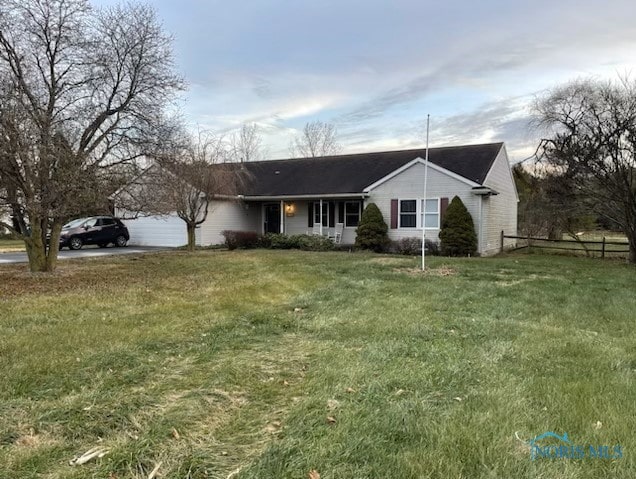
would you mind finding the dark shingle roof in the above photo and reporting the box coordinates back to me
[233,142,503,197]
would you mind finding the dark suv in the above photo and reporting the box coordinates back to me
[59,216,130,250]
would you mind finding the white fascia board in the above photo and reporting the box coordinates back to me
[242,193,368,201]
[363,157,481,193]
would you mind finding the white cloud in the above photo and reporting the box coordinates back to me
[89,0,636,160]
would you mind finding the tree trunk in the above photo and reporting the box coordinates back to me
[25,239,48,272]
[629,236,636,265]
[24,220,48,272]
[45,222,63,271]
[186,223,196,251]
[23,218,63,272]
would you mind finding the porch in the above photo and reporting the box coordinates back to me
[245,196,366,245]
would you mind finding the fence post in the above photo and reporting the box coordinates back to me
[500,230,504,254]
[601,236,606,259]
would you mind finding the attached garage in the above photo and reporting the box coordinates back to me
[120,213,187,247]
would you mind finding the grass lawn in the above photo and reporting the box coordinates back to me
[0,250,634,478]
[0,238,25,252]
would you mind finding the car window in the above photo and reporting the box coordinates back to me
[84,218,97,228]
[101,218,116,226]
[63,218,86,229]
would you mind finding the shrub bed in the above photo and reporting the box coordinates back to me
[389,237,440,256]
[221,230,261,250]
[221,231,335,252]
[264,233,335,251]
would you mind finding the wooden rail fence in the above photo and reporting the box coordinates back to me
[500,231,630,259]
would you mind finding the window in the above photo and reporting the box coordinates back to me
[399,200,417,228]
[313,201,329,226]
[421,199,440,229]
[344,201,361,227]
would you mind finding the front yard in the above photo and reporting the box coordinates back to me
[0,238,25,253]
[0,251,634,478]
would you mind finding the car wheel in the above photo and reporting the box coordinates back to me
[69,237,83,250]
[115,235,128,247]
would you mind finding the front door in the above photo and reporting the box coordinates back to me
[264,203,281,234]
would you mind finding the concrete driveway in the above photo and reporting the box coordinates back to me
[0,246,169,265]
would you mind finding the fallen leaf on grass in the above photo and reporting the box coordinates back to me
[594,420,602,429]
[308,469,320,479]
[327,399,340,411]
[327,416,337,424]
[148,461,162,479]
[453,397,462,402]
[226,466,242,479]
[69,446,110,465]
[171,428,180,440]
[346,387,356,393]
[265,420,282,433]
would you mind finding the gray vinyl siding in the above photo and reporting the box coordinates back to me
[481,146,518,254]
[196,200,260,245]
[367,162,483,251]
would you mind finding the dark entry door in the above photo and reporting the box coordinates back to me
[264,204,281,234]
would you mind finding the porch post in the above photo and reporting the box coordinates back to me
[280,200,284,234]
[319,199,323,236]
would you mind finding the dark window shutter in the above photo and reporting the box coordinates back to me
[440,197,449,225]
[338,202,345,224]
[328,201,335,227]
[308,202,314,227]
[390,199,398,229]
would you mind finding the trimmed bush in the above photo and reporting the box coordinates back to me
[263,233,294,249]
[390,237,440,256]
[221,230,261,250]
[439,196,477,256]
[355,203,389,252]
[296,234,335,251]
[264,233,334,251]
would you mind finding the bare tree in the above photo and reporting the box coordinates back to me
[514,164,596,253]
[230,123,265,162]
[289,121,341,158]
[123,128,244,251]
[0,0,183,272]
[534,76,636,263]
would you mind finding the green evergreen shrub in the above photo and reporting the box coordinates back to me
[264,233,334,251]
[355,203,389,252]
[439,196,477,256]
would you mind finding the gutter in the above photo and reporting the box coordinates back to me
[241,193,368,201]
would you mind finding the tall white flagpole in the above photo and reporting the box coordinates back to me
[422,114,430,271]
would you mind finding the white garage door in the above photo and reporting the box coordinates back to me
[121,214,187,247]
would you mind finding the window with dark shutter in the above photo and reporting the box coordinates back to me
[399,200,417,228]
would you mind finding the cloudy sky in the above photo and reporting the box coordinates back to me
[99,0,636,162]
